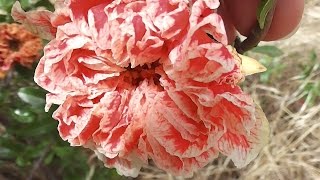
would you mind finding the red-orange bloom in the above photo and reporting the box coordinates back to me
[0,23,42,78]
[12,0,269,177]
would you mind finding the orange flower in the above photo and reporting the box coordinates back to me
[0,23,42,78]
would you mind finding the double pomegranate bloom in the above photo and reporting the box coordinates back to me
[12,0,269,177]
[0,23,42,78]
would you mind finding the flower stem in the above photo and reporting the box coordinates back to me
[235,0,278,54]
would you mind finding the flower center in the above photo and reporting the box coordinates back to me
[8,38,21,52]
[124,61,162,88]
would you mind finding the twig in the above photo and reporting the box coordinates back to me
[27,144,52,180]
[235,0,278,54]
[85,164,96,180]
[84,153,97,180]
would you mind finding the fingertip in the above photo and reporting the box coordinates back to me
[223,0,259,37]
[263,0,304,41]
[223,0,304,41]
[217,2,237,44]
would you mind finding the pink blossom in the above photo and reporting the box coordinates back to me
[12,0,269,177]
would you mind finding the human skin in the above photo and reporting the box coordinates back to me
[219,0,305,43]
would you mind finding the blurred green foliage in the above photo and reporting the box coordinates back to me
[248,45,320,108]
[299,51,320,107]
[0,1,123,180]
[246,45,285,84]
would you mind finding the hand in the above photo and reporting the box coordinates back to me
[218,0,304,43]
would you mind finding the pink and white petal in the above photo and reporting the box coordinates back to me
[67,49,122,85]
[146,134,187,176]
[93,81,157,160]
[146,133,219,177]
[120,83,152,155]
[92,91,131,156]
[161,74,262,162]
[99,155,142,178]
[179,81,256,134]
[159,80,267,171]
[50,1,71,27]
[180,147,219,175]
[122,15,161,67]
[166,34,241,84]
[35,52,86,95]
[146,91,215,159]
[40,29,91,74]
[163,81,201,121]
[189,0,226,44]
[11,1,56,40]
[53,95,100,146]
[45,93,66,111]
[35,29,122,94]
[218,104,270,168]
[146,0,190,40]
[88,4,111,50]
[67,0,112,22]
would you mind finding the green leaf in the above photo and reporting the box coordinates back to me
[0,14,7,23]
[0,147,15,159]
[17,87,46,107]
[0,0,14,13]
[44,152,55,165]
[19,0,33,10]
[12,109,36,123]
[309,50,317,63]
[0,89,9,103]
[53,147,73,158]
[251,45,283,57]
[257,0,276,29]
[35,0,55,11]
[14,120,56,137]
[15,64,36,80]
[16,155,31,167]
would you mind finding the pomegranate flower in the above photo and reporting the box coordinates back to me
[12,0,269,177]
[0,23,42,78]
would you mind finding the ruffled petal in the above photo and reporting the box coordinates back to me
[147,92,211,157]
[160,70,267,168]
[11,2,55,40]
[146,132,218,177]
[35,24,123,95]
[67,0,112,22]
[11,1,70,40]
[53,95,100,146]
[218,104,270,167]
[102,1,165,67]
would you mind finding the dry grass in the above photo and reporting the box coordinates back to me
[137,1,320,180]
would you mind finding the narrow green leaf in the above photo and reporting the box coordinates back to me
[0,89,9,103]
[14,121,56,137]
[13,109,36,123]
[19,0,32,10]
[257,0,276,29]
[44,152,55,165]
[35,0,55,11]
[17,87,46,107]
[0,0,14,13]
[53,147,73,158]
[251,45,283,57]
[16,155,31,167]
[0,147,14,159]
